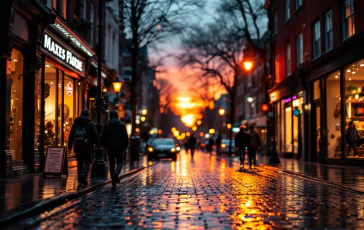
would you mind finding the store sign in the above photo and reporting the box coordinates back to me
[66,82,73,96]
[43,34,83,72]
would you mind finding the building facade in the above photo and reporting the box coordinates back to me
[267,0,364,164]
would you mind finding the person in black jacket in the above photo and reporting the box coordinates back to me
[68,110,99,185]
[235,126,251,171]
[188,134,197,158]
[101,111,129,188]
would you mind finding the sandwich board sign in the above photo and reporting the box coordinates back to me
[43,146,68,176]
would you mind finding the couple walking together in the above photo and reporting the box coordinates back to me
[67,110,128,188]
[235,125,261,171]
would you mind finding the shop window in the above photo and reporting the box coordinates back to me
[326,72,341,159]
[7,49,24,161]
[44,63,57,150]
[63,75,75,152]
[313,80,320,100]
[292,98,303,154]
[284,105,292,152]
[344,60,364,158]
[342,0,355,40]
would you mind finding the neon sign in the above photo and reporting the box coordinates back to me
[43,34,83,72]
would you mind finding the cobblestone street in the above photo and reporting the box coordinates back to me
[7,151,364,229]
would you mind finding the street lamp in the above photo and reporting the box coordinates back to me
[112,78,123,110]
[141,109,147,116]
[91,0,112,178]
[218,108,225,116]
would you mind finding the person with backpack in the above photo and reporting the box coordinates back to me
[235,126,251,171]
[247,125,261,170]
[68,110,99,185]
[101,111,129,188]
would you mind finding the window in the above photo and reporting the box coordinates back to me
[46,0,52,8]
[295,0,302,10]
[57,0,67,18]
[296,33,303,66]
[82,0,87,19]
[274,11,278,34]
[90,4,95,47]
[285,0,290,22]
[342,0,355,40]
[286,44,291,76]
[325,10,333,51]
[313,20,321,59]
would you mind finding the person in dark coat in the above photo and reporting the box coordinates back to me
[215,134,222,155]
[188,134,197,158]
[247,125,261,170]
[68,110,99,185]
[235,126,251,171]
[101,111,129,188]
[346,121,359,156]
[208,137,214,154]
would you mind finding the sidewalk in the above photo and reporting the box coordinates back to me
[265,157,364,193]
[0,156,150,221]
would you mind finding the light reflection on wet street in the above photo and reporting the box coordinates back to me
[12,151,364,229]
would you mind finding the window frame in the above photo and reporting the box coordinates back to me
[325,9,333,52]
[295,0,302,11]
[296,33,303,67]
[286,43,291,76]
[285,0,291,22]
[313,20,321,59]
[342,0,355,40]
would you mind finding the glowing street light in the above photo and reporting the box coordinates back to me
[141,109,148,115]
[141,116,146,122]
[112,78,123,93]
[227,123,232,129]
[171,127,176,132]
[173,131,179,136]
[197,120,202,125]
[192,126,197,131]
[186,132,191,137]
[247,97,254,103]
[218,108,225,116]
[209,129,215,134]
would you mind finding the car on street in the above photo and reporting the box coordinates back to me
[147,138,177,161]
[218,139,236,155]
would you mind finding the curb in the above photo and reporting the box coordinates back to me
[0,163,156,226]
[264,165,364,195]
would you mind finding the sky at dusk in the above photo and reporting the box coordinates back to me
[153,1,220,126]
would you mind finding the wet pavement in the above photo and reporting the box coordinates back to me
[6,150,364,229]
[0,155,149,220]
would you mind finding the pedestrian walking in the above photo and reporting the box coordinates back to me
[208,137,214,155]
[68,110,99,185]
[188,133,197,158]
[346,121,359,156]
[247,125,261,170]
[215,134,222,156]
[235,126,250,171]
[101,111,129,188]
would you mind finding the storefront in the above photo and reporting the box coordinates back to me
[272,92,305,159]
[311,58,364,163]
[37,20,95,159]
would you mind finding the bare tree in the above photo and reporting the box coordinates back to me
[122,0,203,135]
[155,78,175,114]
[187,77,222,109]
[179,0,266,154]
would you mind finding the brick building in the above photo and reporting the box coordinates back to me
[266,0,364,164]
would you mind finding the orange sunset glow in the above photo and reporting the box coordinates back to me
[156,62,227,127]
